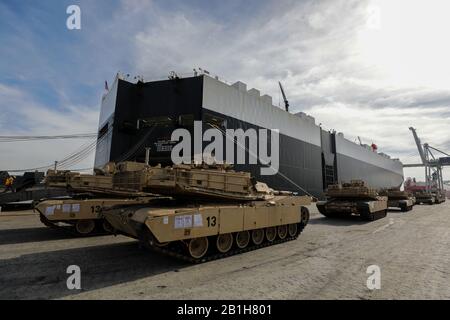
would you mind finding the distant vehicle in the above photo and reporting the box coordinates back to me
[316,180,388,221]
[379,188,414,212]
[0,171,67,210]
[404,177,446,205]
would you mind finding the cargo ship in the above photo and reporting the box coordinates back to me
[94,73,404,199]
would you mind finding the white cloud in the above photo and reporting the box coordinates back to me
[0,83,99,172]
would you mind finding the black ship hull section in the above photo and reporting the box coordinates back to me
[95,77,204,167]
[202,109,324,198]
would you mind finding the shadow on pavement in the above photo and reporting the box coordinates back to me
[0,241,189,299]
[0,227,80,245]
[308,215,370,226]
[387,208,408,213]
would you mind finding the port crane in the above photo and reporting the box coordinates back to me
[404,127,449,197]
[278,82,289,112]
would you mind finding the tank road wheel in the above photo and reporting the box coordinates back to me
[277,225,288,240]
[265,227,277,242]
[102,220,114,233]
[188,237,209,259]
[288,224,298,237]
[251,229,265,245]
[75,219,96,235]
[216,233,233,253]
[235,231,250,249]
[300,207,310,225]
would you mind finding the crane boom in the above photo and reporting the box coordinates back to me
[428,145,450,157]
[406,127,448,197]
[409,127,427,164]
[278,82,289,112]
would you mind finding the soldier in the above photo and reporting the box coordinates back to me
[4,176,14,193]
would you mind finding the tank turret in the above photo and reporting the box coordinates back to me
[316,180,388,221]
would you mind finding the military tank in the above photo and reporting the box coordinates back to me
[435,191,447,204]
[34,162,164,236]
[413,189,446,205]
[379,188,414,212]
[316,180,388,221]
[101,162,312,263]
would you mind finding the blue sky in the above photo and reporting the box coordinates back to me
[0,0,449,181]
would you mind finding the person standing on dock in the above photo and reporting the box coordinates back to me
[3,176,15,193]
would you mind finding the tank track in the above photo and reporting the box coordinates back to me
[360,209,387,221]
[399,203,413,212]
[37,212,110,237]
[138,222,307,264]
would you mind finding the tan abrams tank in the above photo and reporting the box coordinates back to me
[316,180,388,221]
[101,163,312,263]
[36,161,311,248]
[104,195,310,263]
[34,162,164,236]
[414,190,446,205]
[379,189,414,212]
